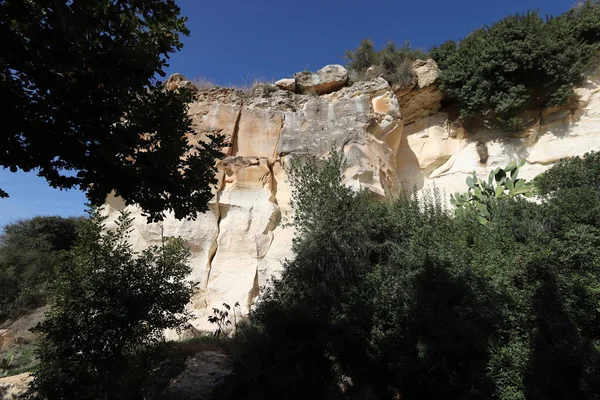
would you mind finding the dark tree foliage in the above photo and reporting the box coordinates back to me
[224,152,600,400]
[0,0,223,222]
[27,209,194,400]
[430,2,600,129]
[0,216,80,321]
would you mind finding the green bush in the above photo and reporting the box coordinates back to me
[346,39,427,85]
[0,216,81,322]
[431,3,600,129]
[26,208,195,400]
[224,152,600,400]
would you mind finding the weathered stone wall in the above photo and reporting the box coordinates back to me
[104,63,600,330]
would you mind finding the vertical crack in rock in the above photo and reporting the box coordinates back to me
[229,106,243,156]
[248,265,260,311]
[272,114,285,159]
[263,159,281,234]
[202,168,227,308]
[249,159,281,309]
[203,200,221,308]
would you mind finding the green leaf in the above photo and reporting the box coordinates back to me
[495,185,504,198]
[512,187,531,196]
[505,179,514,191]
[474,187,483,200]
[475,202,490,217]
[505,161,518,172]
[511,167,519,180]
[514,179,524,191]
[466,175,475,189]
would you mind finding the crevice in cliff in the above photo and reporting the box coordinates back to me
[272,114,285,159]
[229,107,243,156]
[202,203,220,309]
[203,169,227,307]
[247,268,260,311]
[525,159,561,166]
[262,160,281,235]
[267,159,279,206]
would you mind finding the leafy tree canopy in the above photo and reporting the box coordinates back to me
[27,209,194,399]
[0,216,81,321]
[0,0,223,222]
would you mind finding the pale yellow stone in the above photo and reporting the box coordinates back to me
[103,71,600,332]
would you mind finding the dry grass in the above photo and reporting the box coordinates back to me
[189,77,218,92]
[0,306,47,377]
[190,74,279,97]
[228,74,276,96]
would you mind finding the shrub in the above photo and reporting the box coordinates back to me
[224,152,600,400]
[26,208,195,400]
[346,39,427,85]
[432,5,600,129]
[0,216,81,322]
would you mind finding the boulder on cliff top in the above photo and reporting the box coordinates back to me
[165,73,198,92]
[412,59,440,89]
[295,64,348,95]
[274,78,296,92]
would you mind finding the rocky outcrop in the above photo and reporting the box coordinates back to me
[165,73,198,92]
[394,59,444,124]
[274,78,296,92]
[294,64,349,95]
[104,65,600,331]
[0,373,32,400]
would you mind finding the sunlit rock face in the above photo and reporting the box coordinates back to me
[103,63,600,330]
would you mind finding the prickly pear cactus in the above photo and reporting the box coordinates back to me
[450,159,534,224]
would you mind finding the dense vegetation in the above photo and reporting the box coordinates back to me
[347,1,600,130]
[0,0,223,222]
[216,152,600,400]
[26,209,195,399]
[0,216,80,322]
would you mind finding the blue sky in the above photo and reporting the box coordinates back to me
[0,0,575,228]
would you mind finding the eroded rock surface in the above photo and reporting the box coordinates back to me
[0,373,32,400]
[274,78,296,92]
[295,64,349,95]
[395,59,444,124]
[104,65,600,330]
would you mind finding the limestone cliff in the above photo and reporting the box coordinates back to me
[104,62,600,330]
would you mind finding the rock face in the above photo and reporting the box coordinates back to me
[394,59,444,124]
[0,373,32,400]
[165,73,198,92]
[274,78,296,92]
[104,64,600,331]
[295,64,349,95]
